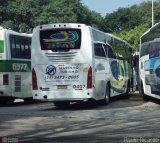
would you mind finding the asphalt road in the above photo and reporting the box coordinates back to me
[0,93,159,143]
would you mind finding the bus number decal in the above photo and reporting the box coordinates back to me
[73,85,85,89]
[12,63,27,71]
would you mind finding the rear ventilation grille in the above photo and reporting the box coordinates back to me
[45,52,77,62]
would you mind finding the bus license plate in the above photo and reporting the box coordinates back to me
[57,85,67,89]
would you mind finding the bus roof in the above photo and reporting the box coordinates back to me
[140,22,160,39]
[106,33,131,46]
[0,27,32,37]
[106,33,122,41]
[33,23,89,30]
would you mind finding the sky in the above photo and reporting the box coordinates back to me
[81,0,151,17]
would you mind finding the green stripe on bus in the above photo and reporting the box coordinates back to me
[111,86,125,93]
[0,60,31,72]
[0,40,4,53]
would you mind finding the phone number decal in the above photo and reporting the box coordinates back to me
[44,75,79,81]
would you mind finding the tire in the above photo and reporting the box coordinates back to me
[139,81,149,101]
[102,83,110,105]
[126,81,130,94]
[125,81,130,99]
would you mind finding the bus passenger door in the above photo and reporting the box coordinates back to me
[94,42,107,99]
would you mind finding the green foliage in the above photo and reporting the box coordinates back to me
[0,0,160,52]
[114,24,149,51]
[101,1,159,33]
[102,0,160,51]
[0,0,103,32]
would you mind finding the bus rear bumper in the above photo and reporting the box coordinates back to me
[32,89,96,102]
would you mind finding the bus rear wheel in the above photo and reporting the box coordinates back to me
[124,81,130,99]
[101,83,110,105]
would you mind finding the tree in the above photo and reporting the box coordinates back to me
[0,0,103,32]
[114,24,149,51]
[101,1,160,33]
[0,0,160,51]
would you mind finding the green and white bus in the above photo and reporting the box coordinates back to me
[31,23,135,106]
[0,26,32,104]
[139,22,160,100]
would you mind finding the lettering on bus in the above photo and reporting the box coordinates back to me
[45,75,79,80]
[46,43,75,49]
[59,66,79,74]
[12,63,27,71]
[73,85,85,89]
[43,31,78,43]
[44,65,80,82]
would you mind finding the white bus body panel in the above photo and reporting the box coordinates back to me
[139,55,160,99]
[32,24,99,101]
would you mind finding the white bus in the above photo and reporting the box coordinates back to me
[0,26,32,104]
[32,23,135,106]
[139,22,160,100]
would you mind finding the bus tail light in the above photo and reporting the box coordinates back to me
[32,68,38,90]
[3,74,9,85]
[87,66,92,89]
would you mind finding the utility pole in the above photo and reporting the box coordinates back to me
[152,0,154,26]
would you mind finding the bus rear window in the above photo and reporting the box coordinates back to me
[40,28,81,51]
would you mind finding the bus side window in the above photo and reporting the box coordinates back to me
[149,42,160,58]
[10,36,16,58]
[15,37,21,56]
[94,43,105,57]
[140,44,149,57]
[21,38,26,56]
[103,44,108,57]
[108,45,116,59]
[10,35,31,59]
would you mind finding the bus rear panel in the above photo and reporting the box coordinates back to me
[32,24,94,102]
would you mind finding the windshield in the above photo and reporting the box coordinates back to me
[141,41,160,58]
[40,28,81,51]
